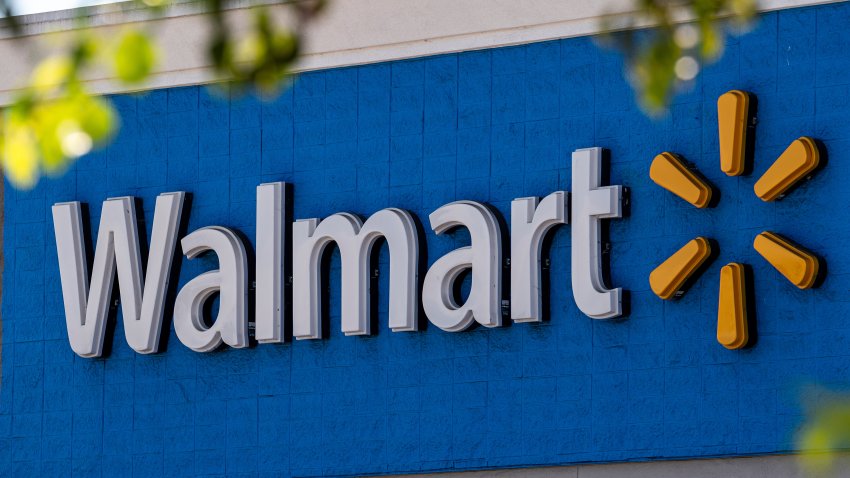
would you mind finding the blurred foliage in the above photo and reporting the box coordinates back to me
[0,0,770,188]
[0,0,325,189]
[798,391,850,476]
[601,0,756,114]
[3,35,115,187]
[113,30,157,83]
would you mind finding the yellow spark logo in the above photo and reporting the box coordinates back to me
[648,90,823,350]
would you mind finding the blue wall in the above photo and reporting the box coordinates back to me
[4,3,850,476]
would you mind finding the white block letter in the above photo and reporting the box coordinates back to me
[174,226,249,352]
[571,147,623,319]
[255,182,288,343]
[510,192,568,323]
[292,208,419,340]
[52,192,185,358]
[422,201,503,331]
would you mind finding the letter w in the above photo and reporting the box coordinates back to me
[52,193,185,357]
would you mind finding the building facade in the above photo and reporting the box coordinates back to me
[2,0,849,476]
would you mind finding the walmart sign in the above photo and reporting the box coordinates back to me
[53,147,620,358]
[50,90,824,358]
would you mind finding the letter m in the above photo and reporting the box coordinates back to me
[292,208,420,339]
[51,193,185,357]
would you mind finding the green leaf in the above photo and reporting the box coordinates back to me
[78,95,118,143]
[601,0,754,113]
[113,30,157,84]
[271,31,298,62]
[2,119,40,189]
[699,23,722,59]
[31,56,73,94]
[797,397,850,475]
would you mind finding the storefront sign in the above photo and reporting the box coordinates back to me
[51,90,827,358]
[52,147,621,357]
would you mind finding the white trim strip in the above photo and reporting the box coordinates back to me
[386,454,845,478]
[0,0,841,103]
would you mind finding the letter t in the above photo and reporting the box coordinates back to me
[570,147,623,319]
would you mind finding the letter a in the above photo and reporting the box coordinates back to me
[422,201,503,331]
[174,226,250,352]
